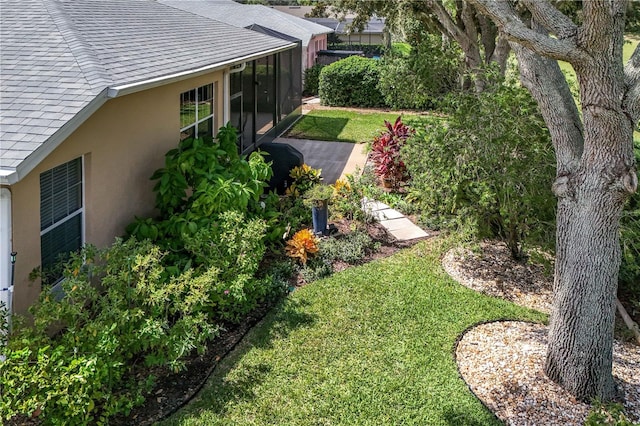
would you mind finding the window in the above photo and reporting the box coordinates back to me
[40,157,83,285]
[180,83,214,141]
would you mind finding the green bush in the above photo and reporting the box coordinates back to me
[403,81,556,258]
[303,64,325,96]
[378,34,461,110]
[327,43,384,57]
[1,210,278,424]
[319,56,385,108]
[1,240,219,424]
[318,230,379,264]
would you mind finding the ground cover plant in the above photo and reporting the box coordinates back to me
[160,238,546,426]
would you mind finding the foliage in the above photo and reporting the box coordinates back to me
[127,124,279,265]
[303,64,325,96]
[318,56,385,108]
[298,257,333,283]
[585,400,634,425]
[403,81,556,259]
[285,229,320,265]
[318,229,379,264]
[161,237,546,426]
[331,173,375,223]
[378,33,461,110]
[2,210,276,424]
[285,163,323,198]
[369,117,414,189]
[0,240,220,424]
[619,140,640,298]
[326,43,385,57]
[303,184,335,208]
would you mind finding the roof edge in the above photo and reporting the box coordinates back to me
[109,42,297,98]
[3,42,298,185]
[4,88,111,185]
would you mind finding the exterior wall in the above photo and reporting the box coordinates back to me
[10,71,224,314]
[305,34,327,69]
[342,32,384,45]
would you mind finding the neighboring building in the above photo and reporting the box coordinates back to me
[160,0,333,71]
[308,17,387,46]
[271,5,387,46]
[0,0,302,315]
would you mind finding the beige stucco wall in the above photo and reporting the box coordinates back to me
[11,71,225,314]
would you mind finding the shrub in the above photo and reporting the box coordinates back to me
[369,117,414,190]
[319,56,385,108]
[0,240,220,424]
[318,230,379,264]
[403,81,556,258]
[303,64,325,96]
[378,34,461,110]
[127,124,279,266]
[327,43,384,57]
[286,163,323,198]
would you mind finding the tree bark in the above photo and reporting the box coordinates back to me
[471,0,638,402]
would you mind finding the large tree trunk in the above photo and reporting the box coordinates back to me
[471,0,639,402]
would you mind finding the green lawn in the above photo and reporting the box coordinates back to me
[285,109,440,144]
[161,239,546,426]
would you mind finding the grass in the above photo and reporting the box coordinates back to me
[285,109,440,144]
[161,238,547,426]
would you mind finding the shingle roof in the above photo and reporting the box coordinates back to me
[307,17,386,35]
[0,0,295,181]
[159,0,333,47]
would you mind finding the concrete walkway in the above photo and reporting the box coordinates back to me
[273,136,428,242]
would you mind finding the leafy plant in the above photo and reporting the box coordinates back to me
[1,240,220,424]
[319,56,385,108]
[403,80,556,258]
[285,229,320,265]
[585,400,634,425]
[285,163,323,198]
[303,64,325,96]
[318,230,379,264]
[378,33,461,110]
[303,184,335,208]
[369,117,414,190]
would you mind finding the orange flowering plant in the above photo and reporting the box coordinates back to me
[285,228,320,265]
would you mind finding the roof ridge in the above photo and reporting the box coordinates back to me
[43,0,112,91]
[252,4,326,35]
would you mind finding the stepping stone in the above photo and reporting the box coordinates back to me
[371,208,404,221]
[379,217,429,241]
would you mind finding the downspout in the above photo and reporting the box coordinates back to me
[0,188,13,334]
[223,68,230,125]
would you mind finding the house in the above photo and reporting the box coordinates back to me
[159,0,334,71]
[307,17,387,46]
[0,0,302,316]
[271,5,387,46]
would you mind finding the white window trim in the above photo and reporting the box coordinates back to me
[179,82,216,138]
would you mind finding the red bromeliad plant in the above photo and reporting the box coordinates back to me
[369,117,414,189]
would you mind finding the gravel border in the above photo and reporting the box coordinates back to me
[444,241,640,425]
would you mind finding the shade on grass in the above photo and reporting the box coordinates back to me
[161,239,546,426]
[285,109,440,144]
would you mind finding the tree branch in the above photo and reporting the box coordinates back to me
[469,0,587,64]
[624,44,640,126]
[521,0,578,40]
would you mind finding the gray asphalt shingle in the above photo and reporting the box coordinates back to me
[159,0,333,47]
[0,0,295,177]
